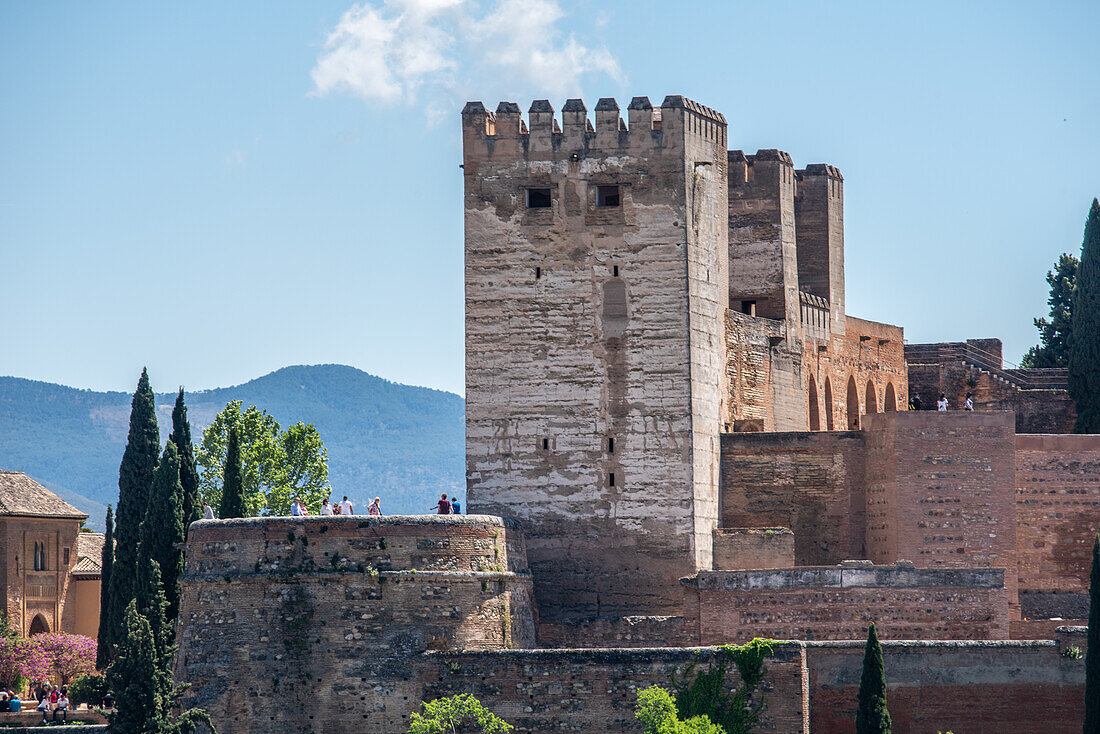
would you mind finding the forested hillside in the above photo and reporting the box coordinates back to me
[0,365,464,530]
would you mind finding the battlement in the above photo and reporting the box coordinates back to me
[461,94,726,159]
[729,148,795,186]
[797,163,844,181]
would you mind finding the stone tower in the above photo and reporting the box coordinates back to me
[462,96,728,620]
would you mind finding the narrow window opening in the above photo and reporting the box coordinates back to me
[741,300,756,316]
[526,188,552,208]
[542,438,549,450]
[535,267,541,280]
[612,265,619,277]
[607,436,614,453]
[609,472,616,487]
[63,548,70,566]
[596,185,620,207]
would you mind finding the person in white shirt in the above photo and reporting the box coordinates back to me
[202,502,215,520]
[937,393,949,411]
[320,498,333,516]
[964,392,975,411]
[290,498,305,517]
[338,496,354,515]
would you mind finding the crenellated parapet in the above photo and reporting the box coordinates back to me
[461,95,726,160]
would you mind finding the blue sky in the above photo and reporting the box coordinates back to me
[2,0,1098,396]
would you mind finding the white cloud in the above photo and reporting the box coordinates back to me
[311,0,623,111]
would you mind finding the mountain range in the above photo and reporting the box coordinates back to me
[0,365,465,531]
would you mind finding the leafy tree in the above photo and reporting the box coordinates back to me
[856,623,891,734]
[408,694,513,734]
[1071,199,1100,433]
[197,400,330,516]
[170,389,202,535]
[26,633,97,684]
[96,505,115,669]
[636,686,724,734]
[218,425,247,519]
[671,638,774,734]
[139,443,186,625]
[1086,535,1100,734]
[68,673,109,708]
[107,368,160,666]
[1021,253,1078,368]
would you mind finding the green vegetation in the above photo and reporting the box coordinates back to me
[170,389,202,533]
[1070,199,1100,433]
[1021,253,1078,368]
[856,623,891,734]
[198,400,330,516]
[407,693,512,733]
[0,364,465,522]
[1086,535,1100,733]
[95,505,114,669]
[218,425,246,519]
[68,673,109,708]
[636,686,724,734]
[670,639,775,734]
[138,443,186,626]
[105,368,160,666]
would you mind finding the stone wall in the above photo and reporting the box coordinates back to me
[463,96,727,620]
[175,516,535,733]
[688,564,1009,643]
[806,636,1085,733]
[712,527,795,570]
[863,411,1019,611]
[1016,433,1100,620]
[720,431,866,564]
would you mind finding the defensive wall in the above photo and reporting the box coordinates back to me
[173,516,1088,733]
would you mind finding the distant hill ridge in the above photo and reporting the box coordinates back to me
[0,365,465,530]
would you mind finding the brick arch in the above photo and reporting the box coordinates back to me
[846,376,859,429]
[865,379,878,414]
[884,382,897,412]
[808,376,821,431]
[29,614,49,636]
[824,378,834,430]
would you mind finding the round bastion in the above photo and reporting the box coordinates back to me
[174,515,535,732]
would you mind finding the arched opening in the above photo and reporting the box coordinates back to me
[865,380,878,414]
[808,377,820,431]
[29,614,49,636]
[824,379,834,430]
[846,376,859,429]
[885,383,897,412]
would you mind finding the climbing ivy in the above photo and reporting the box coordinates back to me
[670,638,776,734]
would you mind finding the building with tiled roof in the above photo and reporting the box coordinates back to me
[0,471,103,638]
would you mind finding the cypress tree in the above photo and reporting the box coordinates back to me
[140,442,186,626]
[170,388,202,535]
[1070,199,1100,433]
[219,424,246,519]
[1085,535,1100,734]
[95,505,115,669]
[107,368,160,658]
[107,601,167,734]
[856,623,891,734]
[133,557,172,671]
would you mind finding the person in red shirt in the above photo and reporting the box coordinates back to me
[432,493,452,515]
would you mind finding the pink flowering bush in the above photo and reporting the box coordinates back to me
[27,633,97,684]
[0,636,47,689]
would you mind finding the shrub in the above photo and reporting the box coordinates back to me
[68,673,109,707]
[636,685,724,734]
[27,633,97,684]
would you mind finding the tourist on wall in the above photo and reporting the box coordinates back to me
[433,493,452,514]
[965,392,975,411]
[368,497,382,516]
[36,694,50,724]
[338,496,354,515]
[320,498,333,515]
[290,497,306,516]
[202,502,215,520]
[450,496,461,515]
[937,393,949,411]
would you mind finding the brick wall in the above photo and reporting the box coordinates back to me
[688,565,1009,643]
[863,411,1019,611]
[1016,434,1100,621]
[712,527,795,570]
[720,431,866,564]
[806,639,1084,733]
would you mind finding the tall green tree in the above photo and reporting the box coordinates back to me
[408,694,514,734]
[856,623,891,734]
[133,558,171,670]
[1021,253,1078,368]
[170,389,202,535]
[1085,535,1100,734]
[218,425,247,519]
[197,401,330,515]
[95,505,115,669]
[140,442,186,625]
[107,368,160,661]
[1071,200,1100,433]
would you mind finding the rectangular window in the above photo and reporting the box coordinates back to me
[63,548,70,566]
[596,185,620,207]
[535,266,541,280]
[609,472,616,487]
[542,438,549,450]
[608,436,614,453]
[526,188,552,208]
[741,300,756,316]
[612,265,619,277]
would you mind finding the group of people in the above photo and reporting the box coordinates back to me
[0,690,21,713]
[432,493,462,514]
[198,493,467,519]
[909,392,976,411]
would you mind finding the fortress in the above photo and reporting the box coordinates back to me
[176,96,1095,732]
